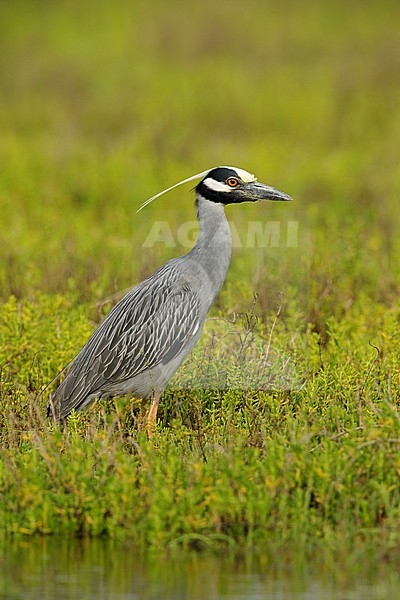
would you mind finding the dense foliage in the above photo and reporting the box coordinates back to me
[0,0,399,564]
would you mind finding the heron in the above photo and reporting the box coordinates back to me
[48,166,292,433]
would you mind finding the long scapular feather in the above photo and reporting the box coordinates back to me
[137,168,212,212]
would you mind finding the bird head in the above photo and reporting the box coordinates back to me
[138,165,292,211]
[196,166,292,205]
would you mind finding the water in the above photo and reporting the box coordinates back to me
[1,537,399,600]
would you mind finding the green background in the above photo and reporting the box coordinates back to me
[0,0,399,562]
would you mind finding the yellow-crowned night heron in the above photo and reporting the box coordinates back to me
[48,166,291,432]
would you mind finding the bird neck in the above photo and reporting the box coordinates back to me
[188,194,232,292]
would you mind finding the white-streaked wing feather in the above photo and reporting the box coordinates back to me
[51,264,201,415]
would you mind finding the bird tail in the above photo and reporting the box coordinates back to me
[46,364,92,420]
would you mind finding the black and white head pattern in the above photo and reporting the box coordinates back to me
[196,166,258,205]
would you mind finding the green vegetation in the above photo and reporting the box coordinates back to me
[0,0,399,565]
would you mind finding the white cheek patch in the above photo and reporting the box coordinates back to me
[202,178,233,193]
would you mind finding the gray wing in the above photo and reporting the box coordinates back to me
[49,264,200,417]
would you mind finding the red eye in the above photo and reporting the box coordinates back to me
[227,177,239,187]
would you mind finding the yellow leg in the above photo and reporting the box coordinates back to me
[136,398,147,431]
[146,393,160,438]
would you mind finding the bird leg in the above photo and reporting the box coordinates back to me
[146,392,160,438]
[135,397,148,432]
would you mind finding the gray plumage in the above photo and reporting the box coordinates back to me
[48,166,291,425]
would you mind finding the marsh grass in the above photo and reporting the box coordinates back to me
[0,293,399,559]
[0,0,400,563]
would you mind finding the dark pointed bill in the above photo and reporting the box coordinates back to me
[246,182,293,202]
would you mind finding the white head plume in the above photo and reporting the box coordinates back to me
[137,166,257,212]
[137,168,211,212]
